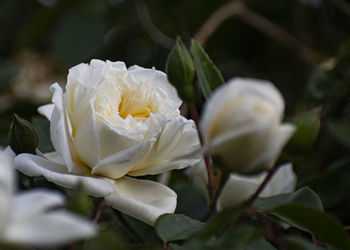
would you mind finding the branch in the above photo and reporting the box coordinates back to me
[132,0,174,49]
[194,0,320,66]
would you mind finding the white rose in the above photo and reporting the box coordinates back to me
[0,147,96,247]
[14,59,200,225]
[187,161,297,210]
[201,77,295,174]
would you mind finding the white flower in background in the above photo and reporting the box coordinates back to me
[187,162,297,211]
[0,148,96,247]
[201,77,295,174]
[14,59,200,225]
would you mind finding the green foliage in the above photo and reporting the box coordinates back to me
[66,184,92,216]
[253,187,323,211]
[328,120,350,148]
[271,204,350,250]
[285,108,322,155]
[191,39,224,99]
[8,114,38,154]
[155,214,205,243]
[166,37,195,102]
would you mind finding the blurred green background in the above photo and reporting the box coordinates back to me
[1,0,350,234]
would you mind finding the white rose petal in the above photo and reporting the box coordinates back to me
[0,149,96,247]
[201,77,295,174]
[15,60,201,225]
[217,163,297,211]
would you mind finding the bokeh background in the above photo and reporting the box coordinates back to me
[1,0,350,240]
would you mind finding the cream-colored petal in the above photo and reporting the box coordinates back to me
[129,118,200,176]
[38,104,55,121]
[14,154,115,197]
[0,148,15,232]
[127,66,181,108]
[93,140,153,179]
[3,211,96,247]
[105,177,177,226]
[11,190,65,219]
[254,123,295,170]
[50,88,75,172]
[217,173,264,211]
[261,163,297,197]
[73,100,101,168]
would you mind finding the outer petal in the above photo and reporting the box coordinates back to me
[14,154,115,197]
[254,124,295,170]
[11,190,65,219]
[217,163,297,211]
[38,104,55,121]
[105,177,177,226]
[0,148,15,232]
[3,211,96,247]
[49,84,75,172]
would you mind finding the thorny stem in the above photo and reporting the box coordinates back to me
[249,164,280,203]
[92,198,105,223]
[187,103,214,202]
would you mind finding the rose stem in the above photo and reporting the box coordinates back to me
[92,198,105,223]
[187,103,214,201]
[29,176,35,188]
[249,163,280,203]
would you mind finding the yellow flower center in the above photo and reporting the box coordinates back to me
[118,92,153,121]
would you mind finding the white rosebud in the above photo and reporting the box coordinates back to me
[0,147,96,247]
[201,77,295,174]
[15,60,200,225]
[187,161,297,210]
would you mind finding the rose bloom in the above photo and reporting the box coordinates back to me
[14,60,200,225]
[187,162,297,210]
[201,77,295,174]
[0,148,96,247]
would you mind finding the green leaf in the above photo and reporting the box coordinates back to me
[84,229,123,250]
[66,183,92,216]
[284,236,325,250]
[191,39,224,99]
[328,120,350,148]
[253,187,323,211]
[155,214,205,243]
[271,204,350,250]
[182,223,264,250]
[243,238,276,250]
[285,108,322,155]
[166,37,195,102]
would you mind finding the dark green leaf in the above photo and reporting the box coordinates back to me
[253,187,323,211]
[66,183,92,216]
[243,237,276,250]
[286,108,322,155]
[155,214,205,242]
[328,120,350,148]
[84,229,123,250]
[191,39,224,99]
[182,223,264,250]
[166,37,195,102]
[284,236,325,250]
[271,204,350,250]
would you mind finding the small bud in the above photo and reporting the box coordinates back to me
[285,108,322,155]
[9,114,39,154]
[166,37,195,102]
